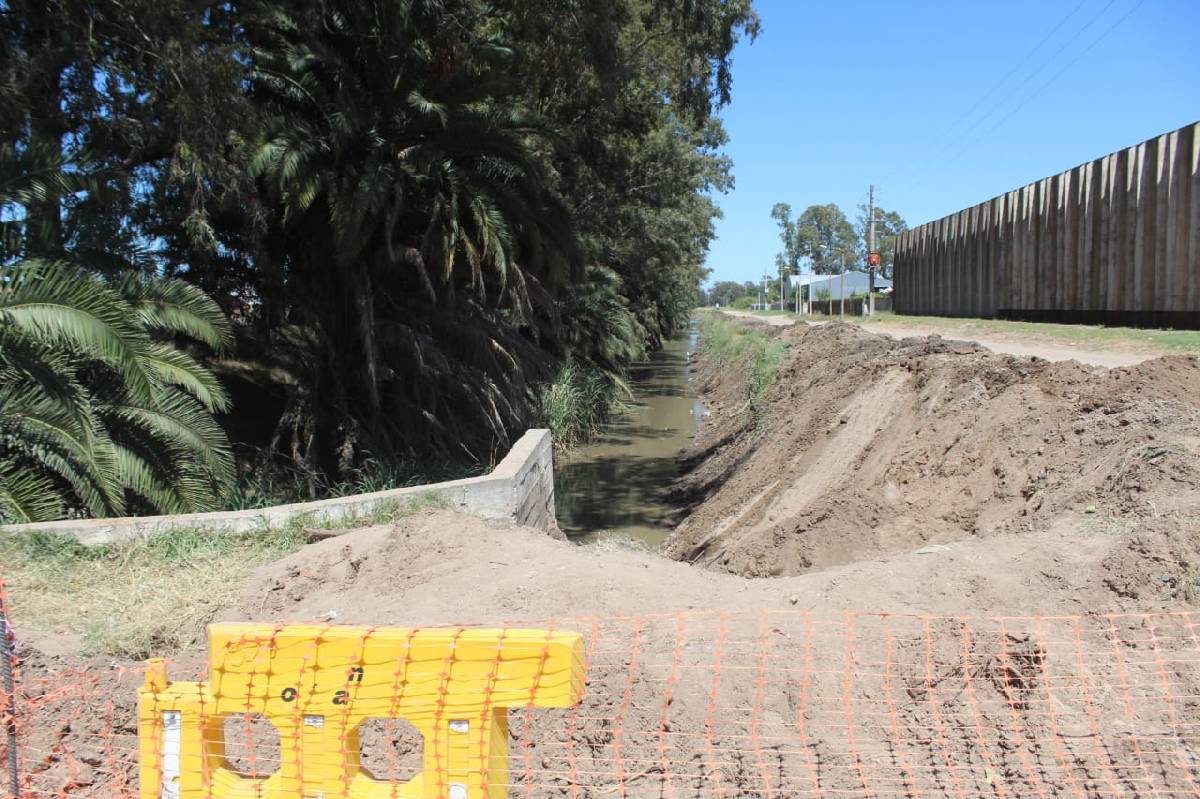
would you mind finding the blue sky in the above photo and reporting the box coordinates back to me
[704,0,1200,285]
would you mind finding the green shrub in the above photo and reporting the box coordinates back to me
[699,315,789,423]
[749,339,789,417]
[540,360,628,447]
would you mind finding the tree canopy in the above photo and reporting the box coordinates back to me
[0,0,760,511]
[856,204,909,278]
[770,201,906,277]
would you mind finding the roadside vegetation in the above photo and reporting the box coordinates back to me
[725,308,1200,354]
[0,0,760,522]
[0,493,447,657]
[698,313,789,421]
[857,311,1200,353]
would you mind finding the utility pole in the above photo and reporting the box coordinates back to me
[868,184,877,316]
[779,260,785,312]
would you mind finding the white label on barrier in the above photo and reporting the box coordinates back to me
[303,715,325,728]
[449,719,469,734]
[449,784,468,799]
[161,711,181,799]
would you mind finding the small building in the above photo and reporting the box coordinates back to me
[789,271,891,300]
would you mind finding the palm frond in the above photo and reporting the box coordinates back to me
[0,261,234,520]
[0,326,91,423]
[0,460,66,524]
[142,343,233,412]
[0,384,122,515]
[111,445,205,515]
[105,389,235,490]
[117,274,235,353]
[0,261,154,400]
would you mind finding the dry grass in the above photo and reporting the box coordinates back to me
[1078,513,1136,537]
[858,311,1200,353]
[736,309,1200,354]
[0,495,447,659]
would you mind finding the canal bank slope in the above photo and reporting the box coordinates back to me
[664,316,1200,608]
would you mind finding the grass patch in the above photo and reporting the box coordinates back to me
[0,493,446,659]
[860,311,1200,354]
[699,313,790,422]
[1078,513,1136,537]
[726,308,1200,354]
[540,359,630,448]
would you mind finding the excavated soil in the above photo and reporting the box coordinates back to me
[13,510,1200,796]
[10,319,1200,796]
[665,320,1200,594]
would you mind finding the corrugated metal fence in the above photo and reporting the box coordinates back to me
[894,121,1199,327]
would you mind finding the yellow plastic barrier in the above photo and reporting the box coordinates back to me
[138,623,586,799]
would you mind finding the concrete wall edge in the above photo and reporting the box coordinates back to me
[0,429,557,546]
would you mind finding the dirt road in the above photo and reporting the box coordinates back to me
[720,309,1158,367]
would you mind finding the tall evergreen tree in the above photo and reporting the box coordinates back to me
[1,0,761,503]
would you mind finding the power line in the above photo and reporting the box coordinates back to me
[920,0,1089,153]
[933,0,1124,166]
[895,0,1145,203]
[944,0,1149,163]
[883,0,1122,191]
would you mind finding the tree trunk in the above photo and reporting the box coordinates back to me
[352,266,383,438]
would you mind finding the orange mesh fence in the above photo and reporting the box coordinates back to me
[1,594,1199,796]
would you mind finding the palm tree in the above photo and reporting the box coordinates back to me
[0,261,236,522]
[242,0,580,470]
[0,79,240,525]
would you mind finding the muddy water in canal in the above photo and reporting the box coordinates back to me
[554,325,702,547]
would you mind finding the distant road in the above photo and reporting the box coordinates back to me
[718,310,1158,368]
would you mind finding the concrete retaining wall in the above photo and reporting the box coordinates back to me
[894,121,1200,327]
[0,429,557,546]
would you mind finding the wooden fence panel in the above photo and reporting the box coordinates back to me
[893,121,1200,326]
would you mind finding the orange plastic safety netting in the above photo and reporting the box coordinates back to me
[2,579,1199,797]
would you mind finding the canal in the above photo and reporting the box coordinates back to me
[553,323,701,548]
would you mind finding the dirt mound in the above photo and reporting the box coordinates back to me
[666,321,1200,584]
[232,508,1180,630]
[15,511,1200,797]
[232,510,747,625]
[222,508,1200,790]
[14,508,1200,797]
